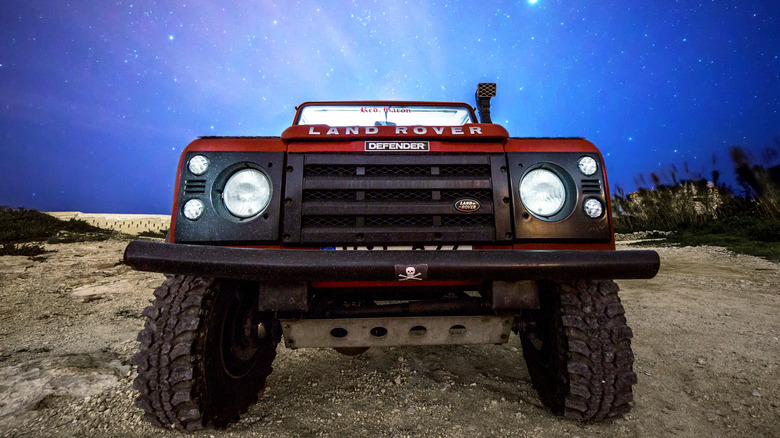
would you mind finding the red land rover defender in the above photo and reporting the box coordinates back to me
[125,83,659,431]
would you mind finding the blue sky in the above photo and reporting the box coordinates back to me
[1,0,778,213]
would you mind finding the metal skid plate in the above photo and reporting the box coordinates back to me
[280,315,513,349]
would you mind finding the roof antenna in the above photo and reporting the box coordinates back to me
[475,83,496,124]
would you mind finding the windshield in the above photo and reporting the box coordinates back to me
[296,104,475,126]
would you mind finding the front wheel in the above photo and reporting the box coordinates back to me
[131,276,281,431]
[519,280,637,421]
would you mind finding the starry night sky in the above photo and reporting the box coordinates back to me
[1,1,778,214]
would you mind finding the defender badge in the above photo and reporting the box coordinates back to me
[365,141,430,151]
[454,198,480,213]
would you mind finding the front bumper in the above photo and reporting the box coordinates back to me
[124,241,660,282]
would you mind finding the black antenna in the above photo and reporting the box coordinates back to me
[475,83,496,124]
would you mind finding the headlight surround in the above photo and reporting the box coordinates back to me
[520,168,567,218]
[222,168,272,218]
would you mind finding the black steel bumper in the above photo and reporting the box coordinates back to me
[124,241,660,282]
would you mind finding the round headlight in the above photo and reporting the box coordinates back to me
[578,156,598,176]
[222,168,271,218]
[188,155,210,175]
[183,199,204,220]
[583,198,604,218]
[520,169,566,217]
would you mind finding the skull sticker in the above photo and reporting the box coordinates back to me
[396,264,427,281]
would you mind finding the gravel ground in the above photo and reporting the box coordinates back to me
[0,238,778,437]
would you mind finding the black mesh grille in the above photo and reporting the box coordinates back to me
[439,165,491,177]
[304,189,493,203]
[364,215,433,227]
[294,154,499,244]
[442,189,492,201]
[366,190,432,202]
[303,216,355,228]
[365,165,430,177]
[304,164,490,178]
[305,165,355,177]
[442,215,494,226]
[304,190,356,202]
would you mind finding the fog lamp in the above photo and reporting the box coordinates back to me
[183,199,204,220]
[188,155,210,176]
[583,198,603,218]
[578,156,598,176]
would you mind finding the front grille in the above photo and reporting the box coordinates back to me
[284,154,508,245]
[303,189,493,203]
[366,190,433,202]
[364,215,433,227]
[302,216,356,228]
[439,165,491,177]
[442,215,494,226]
[365,165,431,177]
[304,164,491,178]
[304,165,356,177]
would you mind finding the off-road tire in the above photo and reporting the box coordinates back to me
[520,280,636,421]
[131,275,281,431]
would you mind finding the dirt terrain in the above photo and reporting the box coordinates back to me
[0,238,778,437]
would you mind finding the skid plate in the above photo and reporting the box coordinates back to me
[280,315,513,349]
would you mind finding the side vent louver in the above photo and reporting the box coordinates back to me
[184,179,206,195]
[581,179,602,194]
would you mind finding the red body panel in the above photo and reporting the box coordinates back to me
[281,123,509,142]
[287,140,504,153]
[183,137,287,152]
[504,137,599,153]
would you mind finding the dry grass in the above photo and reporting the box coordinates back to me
[614,145,780,261]
[0,208,117,255]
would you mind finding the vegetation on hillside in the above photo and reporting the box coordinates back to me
[612,144,780,261]
[0,208,116,256]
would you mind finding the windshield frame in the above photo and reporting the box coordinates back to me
[293,101,478,127]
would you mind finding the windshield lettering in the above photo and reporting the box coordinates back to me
[360,106,413,114]
[297,104,475,126]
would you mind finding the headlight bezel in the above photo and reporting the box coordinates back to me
[173,150,285,244]
[506,151,612,243]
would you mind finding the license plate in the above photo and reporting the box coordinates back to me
[322,245,472,251]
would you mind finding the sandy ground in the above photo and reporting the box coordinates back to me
[0,238,778,437]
